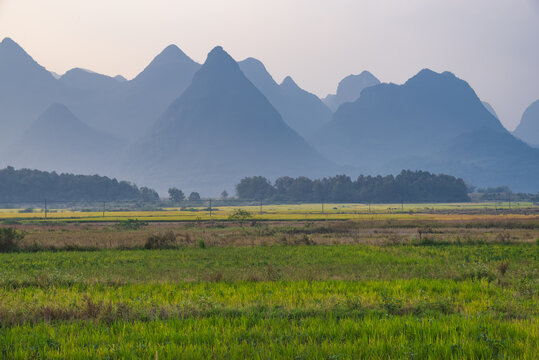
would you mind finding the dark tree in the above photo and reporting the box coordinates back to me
[235,176,273,200]
[236,170,470,203]
[221,190,229,200]
[188,192,201,202]
[140,187,160,202]
[0,166,157,202]
[168,188,185,203]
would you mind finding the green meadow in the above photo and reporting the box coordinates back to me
[1,240,538,359]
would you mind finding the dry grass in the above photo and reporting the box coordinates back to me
[0,216,536,251]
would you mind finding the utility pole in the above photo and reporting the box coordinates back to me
[44,199,47,219]
[259,200,263,215]
[209,199,212,217]
[322,200,324,215]
[103,201,106,218]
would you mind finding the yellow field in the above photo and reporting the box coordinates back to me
[0,202,536,222]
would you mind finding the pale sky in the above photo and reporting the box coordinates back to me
[0,0,538,130]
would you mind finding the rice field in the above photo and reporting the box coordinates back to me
[0,209,538,358]
[0,202,537,222]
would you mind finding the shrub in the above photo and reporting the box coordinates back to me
[0,228,25,252]
[144,232,177,249]
[497,261,510,277]
[495,232,511,244]
[116,219,148,231]
[198,240,206,249]
[227,209,252,227]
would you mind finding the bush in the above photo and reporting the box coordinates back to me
[0,228,25,252]
[144,232,177,249]
[116,219,148,231]
[227,209,252,227]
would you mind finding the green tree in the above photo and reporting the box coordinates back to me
[168,188,185,203]
[140,187,160,202]
[227,209,252,227]
[188,192,201,202]
[235,176,273,200]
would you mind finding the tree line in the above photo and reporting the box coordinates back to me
[235,170,470,203]
[0,167,159,202]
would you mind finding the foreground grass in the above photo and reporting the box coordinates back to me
[1,244,538,283]
[4,313,538,359]
[1,243,538,358]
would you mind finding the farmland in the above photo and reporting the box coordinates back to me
[0,202,537,222]
[1,204,538,358]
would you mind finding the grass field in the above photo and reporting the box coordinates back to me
[1,207,538,358]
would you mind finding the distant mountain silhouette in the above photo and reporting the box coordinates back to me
[0,38,64,148]
[513,100,539,147]
[323,71,380,111]
[481,101,499,120]
[2,37,537,193]
[63,44,202,139]
[239,58,331,138]
[4,104,124,174]
[60,68,121,92]
[0,38,202,143]
[126,47,334,194]
[313,69,539,192]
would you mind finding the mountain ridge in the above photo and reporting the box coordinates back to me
[125,46,335,194]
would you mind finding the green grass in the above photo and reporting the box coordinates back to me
[1,244,538,359]
[1,244,538,283]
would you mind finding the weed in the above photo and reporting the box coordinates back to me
[497,261,510,277]
[144,232,177,249]
[0,228,25,252]
[116,219,148,231]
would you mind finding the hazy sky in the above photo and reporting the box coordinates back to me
[0,0,538,130]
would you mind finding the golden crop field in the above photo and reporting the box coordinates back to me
[0,202,536,222]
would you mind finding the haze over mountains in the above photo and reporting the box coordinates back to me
[0,37,537,194]
[0,38,64,148]
[323,71,381,112]
[313,70,539,192]
[124,47,333,193]
[513,100,539,147]
[5,104,124,175]
[239,58,332,138]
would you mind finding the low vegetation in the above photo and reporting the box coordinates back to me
[0,227,25,253]
[0,212,538,358]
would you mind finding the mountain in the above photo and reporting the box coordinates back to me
[59,68,121,92]
[513,100,539,147]
[0,38,64,148]
[62,45,201,139]
[313,69,539,192]
[239,58,331,138]
[4,104,124,174]
[481,101,499,120]
[126,47,334,194]
[323,71,380,112]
